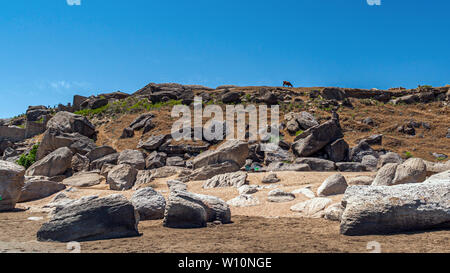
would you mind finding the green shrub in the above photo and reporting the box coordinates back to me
[404,151,413,159]
[295,130,304,136]
[17,144,39,169]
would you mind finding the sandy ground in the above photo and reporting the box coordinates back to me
[1,171,449,253]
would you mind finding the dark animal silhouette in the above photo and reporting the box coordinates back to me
[283,81,293,87]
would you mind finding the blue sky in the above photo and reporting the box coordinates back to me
[1,0,449,118]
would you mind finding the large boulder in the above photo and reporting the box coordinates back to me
[130,187,166,220]
[325,138,349,163]
[117,150,146,170]
[37,194,140,242]
[46,111,96,139]
[191,140,249,169]
[163,191,231,228]
[340,182,450,235]
[361,155,378,171]
[0,161,25,211]
[37,128,96,160]
[18,180,66,202]
[203,172,248,189]
[290,198,332,218]
[349,141,375,163]
[266,162,311,172]
[295,158,336,171]
[267,189,295,203]
[107,164,138,191]
[336,162,366,172]
[377,152,403,168]
[138,134,171,151]
[321,87,347,101]
[372,163,398,186]
[86,146,116,162]
[285,112,319,134]
[227,195,260,207]
[90,153,119,171]
[26,147,73,177]
[391,158,427,185]
[317,174,348,196]
[145,151,167,169]
[187,161,241,181]
[62,172,105,187]
[71,153,90,173]
[292,119,343,157]
[423,170,450,183]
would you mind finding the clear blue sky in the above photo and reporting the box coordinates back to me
[1,0,449,118]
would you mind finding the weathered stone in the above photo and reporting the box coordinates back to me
[203,172,248,189]
[361,155,378,172]
[46,111,96,139]
[372,163,398,186]
[295,158,336,171]
[118,150,145,170]
[227,195,260,207]
[423,170,450,183]
[266,162,311,172]
[90,153,119,171]
[336,162,366,172]
[262,173,280,184]
[0,161,25,210]
[188,161,240,181]
[325,139,349,162]
[267,189,295,203]
[192,140,249,170]
[138,134,171,151]
[120,127,134,139]
[134,170,153,188]
[107,164,138,191]
[71,153,90,173]
[145,151,167,169]
[130,187,166,220]
[86,146,116,162]
[348,176,373,186]
[290,198,332,218]
[391,158,427,185]
[323,203,344,221]
[37,194,139,242]
[62,172,104,187]
[166,156,185,167]
[292,119,343,157]
[340,182,450,235]
[238,185,260,195]
[317,174,348,196]
[291,187,316,199]
[26,147,73,177]
[167,180,188,192]
[349,141,375,162]
[377,152,403,168]
[19,180,66,202]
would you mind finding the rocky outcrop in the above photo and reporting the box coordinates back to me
[423,170,450,183]
[26,147,73,177]
[266,162,311,172]
[290,198,332,218]
[325,138,349,162]
[37,194,140,242]
[86,146,116,162]
[227,195,260,207]
[340,182,450,235]
[391,158,427,185]
[377,152,403,168]
[130,187,166,220]
[0,161,25,211]
[90,153,119,171]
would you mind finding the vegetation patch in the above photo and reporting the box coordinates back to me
[17,144,39,169]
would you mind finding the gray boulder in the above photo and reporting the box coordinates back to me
[163,191,231,228]
[262,173,280,184]
[336,162,366,172]
[323,203,344,221]
[188,161,241,181]
[372,163,398,186]
[62,172,104,187]
[227,195,260,207]
[19,180,66,202]
[26,147,73,177]
[130,187,166,220]
[191,140,249,169]
[166,156,185,167]
[267,189,295,203]
[423,170,450,183]
[0,161,25,211]
[266,162,311,172]
[118,150,145,170]
[391,158,427,185]
[107,164,138,191]
[86,146,116,162]
[325,138,349,162]
[290,198,332,218]
[46,111,96,139]
[348,176,374,186]
[292,119,343,157]
[203,172,248,189]
[295,158,336,171]
[37,194,140,242]
[167,179,188,192]
[340,182,450,235]
[349,141,375,163]
[138,134,171,151]
[377,152,403,168]
[317,174,348,196]
[71,153,90,173]
[145,151,167,169]
[90,153,119,171]
[361,155,378,171]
